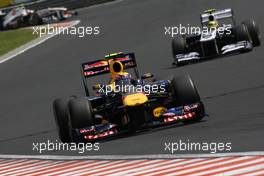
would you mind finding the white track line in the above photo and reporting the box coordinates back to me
[109,158,205,176]
[0,151,264,160]
[163,156,255,176]
[47,160,142,176]
[0,160,48,173]
[1,162,61,176]
[131,157,228,176]
[58,160,141,176]
[241,169,264,176]
[28,161,112,176]
[196,158,264,176]
[215,163,264,176]
[25,161,99,176]
[0,20,80,64]
[0,155,262,176]
[15,160,78,176]
[0,160,55,176]
[63,160,167,176]
[0,159,30,168]
[0,0,125,64]
[0,32,56,64]
[0,159,21,166]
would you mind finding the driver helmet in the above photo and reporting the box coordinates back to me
[109,61,129,81]
[110,61,123,74]
[208,15,219,28]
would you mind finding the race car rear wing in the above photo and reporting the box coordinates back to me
[81,53,138,78]
[200,8,235,26]
[81,52,139,96]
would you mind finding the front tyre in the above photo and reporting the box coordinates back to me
[234,24,251,43]
[172,36,186,65]
[242,20,261,47]
[171,75,204,123]
[171,75,200,106]
[53,97,73,143]
[68,98,94,129]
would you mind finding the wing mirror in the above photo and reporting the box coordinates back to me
[141,73,154,79]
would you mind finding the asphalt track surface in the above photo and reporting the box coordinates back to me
[0,0,263,155]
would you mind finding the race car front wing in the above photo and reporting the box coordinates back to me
[174,41,253,65]
[72,102,204,142]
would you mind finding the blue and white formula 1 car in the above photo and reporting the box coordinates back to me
[172,9,261,66]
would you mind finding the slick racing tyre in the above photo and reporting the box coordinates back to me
[171,75,200,106]
[68,98,94,129]
[172,35,186,58]
[171,75,204,123]
[242,20,261,47]
[53,97,73,143]
[234,24,252,43]
[0,16,3,30]
[28,13,43,26]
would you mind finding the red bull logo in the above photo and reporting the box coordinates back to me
[84,61,108,70]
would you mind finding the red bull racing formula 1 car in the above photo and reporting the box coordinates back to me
[53,52,205,143]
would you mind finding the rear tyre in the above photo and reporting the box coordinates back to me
[242,20,261,47]
[234,24,251,43]
[53,97,73,143]
[68,98,94,129]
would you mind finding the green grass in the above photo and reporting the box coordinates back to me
[0,28,38,56]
